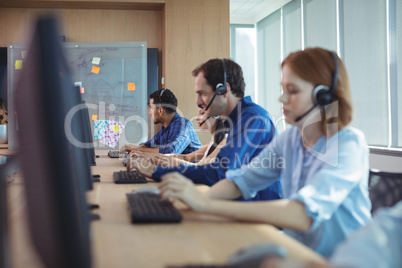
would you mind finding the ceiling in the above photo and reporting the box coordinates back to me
[230,0,292,24]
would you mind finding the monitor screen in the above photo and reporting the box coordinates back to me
[14,15,91,268]
[68,86,96,190]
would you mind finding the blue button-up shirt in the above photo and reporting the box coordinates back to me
[143,113,202,154]
[152,96,282,201]
[226,126,372,257]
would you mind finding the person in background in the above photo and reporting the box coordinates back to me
[155,48,372,257]
[140,108,227,167]
[128,58,282,202]
[120,88,202,155]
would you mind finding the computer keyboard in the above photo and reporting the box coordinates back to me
[126,192,182,223]
[108,150,128,158]
[113,170,148,184]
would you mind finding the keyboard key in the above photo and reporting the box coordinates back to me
[113,171,148,184]
[126,192,182,223]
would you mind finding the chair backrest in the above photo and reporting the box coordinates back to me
[368,169,402,214]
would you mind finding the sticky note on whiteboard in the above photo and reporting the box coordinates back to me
[92,115,98,120]
[128,83,136,91]
[92,57,101,65]
[91,66,100,74]
[15,60,23,69]
[111,124,121,133]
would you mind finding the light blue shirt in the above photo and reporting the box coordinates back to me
[226,126,372,257]
[330,200,402,268]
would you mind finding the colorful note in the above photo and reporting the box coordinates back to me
[128,83,136,91]
[93,120,125,148]
[92,115,98,120]
[15,60,23,70]
[80,87,85,94]
[111,123,121,133]
[92,57,101,65]
[94,120,107,139]
[91,66,100,74]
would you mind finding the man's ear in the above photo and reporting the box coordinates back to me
[157,106,164,116]
[223,82,231,97]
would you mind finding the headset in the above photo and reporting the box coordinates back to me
[295,51,339,122]
[204,59,227,111]
[159,88,166,97]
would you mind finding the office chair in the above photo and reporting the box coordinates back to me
[368,169,402,214]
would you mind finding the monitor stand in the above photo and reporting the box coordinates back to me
[92,174,101,183]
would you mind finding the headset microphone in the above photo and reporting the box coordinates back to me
[204,92,218,111]
[199,116,211,126]
[294,104,317,122]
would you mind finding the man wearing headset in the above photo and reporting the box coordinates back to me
[120,88,202,155]
[129,59,282,201]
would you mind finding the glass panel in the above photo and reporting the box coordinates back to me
[397,0,402,147]
[283,0,302,58]
[342,0,388,146]
[234,27,256,100]
[256,9,284,133]
[304,0,337,51]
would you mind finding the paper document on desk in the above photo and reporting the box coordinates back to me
[94,120,125,148]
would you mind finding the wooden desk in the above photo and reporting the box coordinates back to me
[7,150,325,268]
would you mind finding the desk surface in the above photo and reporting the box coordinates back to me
[6,149,325,268]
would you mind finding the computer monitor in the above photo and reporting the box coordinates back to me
[0,162,9,268]
[0,156,19,268]
[14,15,91,268]
[79,99,96,167]
[68,86,96,190]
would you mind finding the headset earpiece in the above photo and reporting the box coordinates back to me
[313,85,331,106]
[215,59,227,95]
[215,83,226,95]
[204,59,228,111]
[295,51,339,122]
[312,52,339,107]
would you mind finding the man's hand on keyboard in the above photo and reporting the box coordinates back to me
[158,172,208,212]
[127,157,155,178]
[119,144,139,153]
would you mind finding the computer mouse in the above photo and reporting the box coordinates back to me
[227,243,287,267]
[131,187,160,195]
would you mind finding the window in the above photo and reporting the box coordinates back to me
[230,25,256,101]
[253,0,401,152]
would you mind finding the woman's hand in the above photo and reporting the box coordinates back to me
[126,157,155,178]
[158,172,209,212]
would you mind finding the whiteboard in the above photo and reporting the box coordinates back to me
[8,42,148,150]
